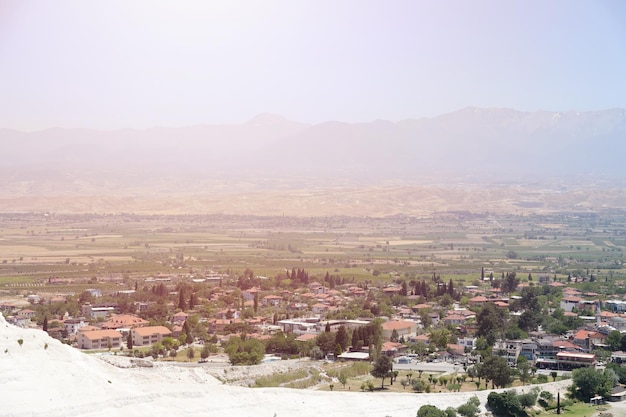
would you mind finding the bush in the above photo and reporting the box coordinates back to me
[535,374,548,383]
[412,379,428,392]
[487,390,527,417]
[518,390,538,408]
[445,407,457,417]
[417,405,447,417]
[457,396,480,417]
[539,391,553,401]
[447,383,461,392]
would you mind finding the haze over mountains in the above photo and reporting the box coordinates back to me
[2,107,625,215]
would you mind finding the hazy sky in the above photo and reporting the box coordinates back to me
[1,0,625,130]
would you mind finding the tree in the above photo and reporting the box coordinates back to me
[476,303,505,346]
[457,396,480,417]
[429,328,451,350]
[178,288,186,311]
[607,330,622,351]
[487,391,527,417]
[501,272,520,294]
[417,405,447,417]
[335,325,350,351]
[482,355,511,388]
[516,356,532,383]
[517,287,542,332]
[334,343,343,358]
[309,345,324,360]
[338,372,348,389]
[351,327,360,350]
[391,329,399,342]
[371,354,393,389]
[200,345,210,361]
[224,336,265,365]
[42,316,48,332]
[315,331,336,354]
[569,367,612,402]
[127,332,133,350]
[182,320,193,345]
[186,347,195,361]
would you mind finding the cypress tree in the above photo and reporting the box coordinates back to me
[127,331,133,350]
[178,288,186,311]
[253,292,258,313]
[43,316,48,332]
[351,328,359,349]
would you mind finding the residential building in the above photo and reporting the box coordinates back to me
[101,314,148,330]
[77,329,123,350]
[64,318,88,336]
[381,320,417,341]
[131,326,172,347]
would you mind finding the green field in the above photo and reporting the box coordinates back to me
[0,211,624,293]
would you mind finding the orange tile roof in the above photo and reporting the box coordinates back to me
[133,326,171,337]
[81,329,122,340]
[381,320,416,331]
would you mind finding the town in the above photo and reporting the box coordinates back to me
[1,210,626,402]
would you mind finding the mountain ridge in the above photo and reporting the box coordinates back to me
[1,107,625,215]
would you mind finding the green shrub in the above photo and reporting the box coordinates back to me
[457,396,480,417]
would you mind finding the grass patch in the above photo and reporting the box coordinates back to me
[254,369,310,387]
[534,402,601,417]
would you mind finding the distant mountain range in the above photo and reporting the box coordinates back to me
[1,107,625,214]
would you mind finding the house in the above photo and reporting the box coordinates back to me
[278,319,318,335]
[241,288,261,302]
[81,303,116,319]
[606,300,626,313]
[131,326,172,347]
[609,386,626,402]
[64,318,88,336]
[458,337,476,350]
[469,296,489,306]
[262,295,282,307]
[573,330,607,352]
[308,283,327,294]
[382,286,402,296]
[381,341,406,357]
[560,296,583,312]
[77,329,123,350]
[172,311,189,325]
[444,314,467,327]
[6,315,31,328]
[17,309,37,319]
[494,340,523,366]
[311,303,329,315]
[555,351,596,370]
[215,309,239,320]
[381,320,417,341]
[101,314,148,330]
